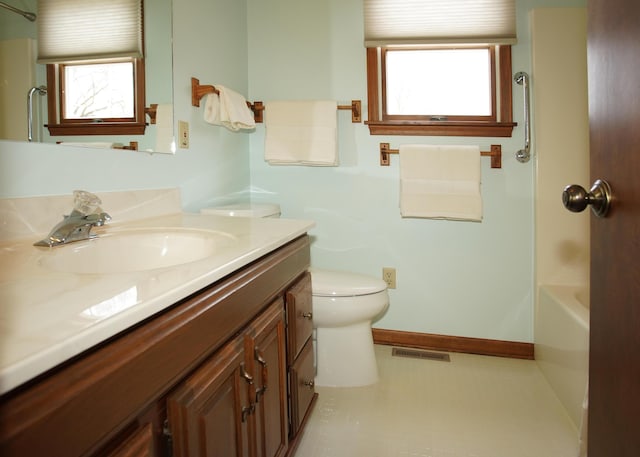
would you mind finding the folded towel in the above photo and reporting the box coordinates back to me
[264,100,338,166]
[204,85,255,132]
[399,144,482,221]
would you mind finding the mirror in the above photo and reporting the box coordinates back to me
[0,0,174,153]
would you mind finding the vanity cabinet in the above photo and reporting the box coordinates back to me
[0,236,311,457]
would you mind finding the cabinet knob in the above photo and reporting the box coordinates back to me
[301,312,313,320]
[303,380,314,389]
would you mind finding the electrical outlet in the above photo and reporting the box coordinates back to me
[382,267,396,289]
[178,120,189,149]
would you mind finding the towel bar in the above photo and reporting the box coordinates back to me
[192,77,362,124]
[379,143,502,169]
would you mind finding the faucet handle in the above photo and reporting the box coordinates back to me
[73,190,103,216]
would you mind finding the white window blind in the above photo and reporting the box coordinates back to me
[364,0,517,47]
[37,0,143,63]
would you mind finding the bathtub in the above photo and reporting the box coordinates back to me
[535,285,589,430]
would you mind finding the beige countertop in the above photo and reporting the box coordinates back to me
[0,212,314,395]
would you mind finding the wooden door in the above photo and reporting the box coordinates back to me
[587,0,640,454]
[167,335,251,457]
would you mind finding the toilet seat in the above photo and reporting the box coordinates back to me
[310,268,387,297]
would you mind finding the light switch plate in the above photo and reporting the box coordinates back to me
[178,121,189,149]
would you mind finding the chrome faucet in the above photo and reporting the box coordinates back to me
[34,191,112,247]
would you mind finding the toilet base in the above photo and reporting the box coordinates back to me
[314,322,379,387]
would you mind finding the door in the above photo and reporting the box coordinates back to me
[587,0,640,455]
[248,299,288,457]
[167,335,251,457]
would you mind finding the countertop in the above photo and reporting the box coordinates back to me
[0,212,314,395]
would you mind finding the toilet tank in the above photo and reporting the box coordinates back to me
[200,203,281,218]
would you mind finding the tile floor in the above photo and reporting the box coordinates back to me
[293,345,579,457]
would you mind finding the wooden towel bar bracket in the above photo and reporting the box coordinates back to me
[145,104,158,124]
[379,143,502,169]
[338,100,362,123]
[113,141,139,151]
[191,77,265,123]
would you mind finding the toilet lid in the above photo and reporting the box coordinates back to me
[201,203,281,218]
[309,268,388,297]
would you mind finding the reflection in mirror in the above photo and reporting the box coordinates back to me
[0,0,174,153]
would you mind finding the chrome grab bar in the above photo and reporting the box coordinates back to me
[514,71,531,163]
[27,86,47,142]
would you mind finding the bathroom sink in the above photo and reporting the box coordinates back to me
[38,228,238,274]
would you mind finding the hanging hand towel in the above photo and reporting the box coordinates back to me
[399,144,482,221]
[203,85,255,132]
[154,103,174,153]
[264,100,338,166]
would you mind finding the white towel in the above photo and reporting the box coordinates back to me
[399,144,482,221]
[203,85,255,132]
[154,103,175,153]
[264,100,338,166]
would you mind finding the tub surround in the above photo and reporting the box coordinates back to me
[0,189,315,395]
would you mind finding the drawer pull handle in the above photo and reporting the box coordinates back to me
[254,348,268,402]
[303,380,315,389]
[240,363,253,385]
[241,403,255,422]
[301,312,313,320]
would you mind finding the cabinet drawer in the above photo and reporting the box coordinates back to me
[285,272,313,362]
[289,338,315,435]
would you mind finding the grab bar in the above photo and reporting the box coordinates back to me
[514,71,531,163]
[27,86,47,142]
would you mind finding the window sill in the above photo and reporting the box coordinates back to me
[365,121,516,137]
[46,122,147,136]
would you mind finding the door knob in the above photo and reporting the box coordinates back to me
[562,179,612,217]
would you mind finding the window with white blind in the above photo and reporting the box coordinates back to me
[364,0,517,137]
[38,0,146,136]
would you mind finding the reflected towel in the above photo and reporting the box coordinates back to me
[204,85,255,132]
[264,100,338,166]
[154,103,175,153]
[399,144,482,221]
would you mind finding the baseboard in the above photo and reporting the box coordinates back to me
[372,328,534,360]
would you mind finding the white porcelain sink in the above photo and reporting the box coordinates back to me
[38,228,238,274]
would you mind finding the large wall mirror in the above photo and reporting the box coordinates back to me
[0,0,174,153]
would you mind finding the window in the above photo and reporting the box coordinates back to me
[366,45,515,137]
[45,58,146,135]
[363,0,516,137]
[38,0,145,136]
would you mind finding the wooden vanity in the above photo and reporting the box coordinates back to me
[0,235,316,457]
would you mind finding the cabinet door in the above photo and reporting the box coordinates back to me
[285,272,313,362]
[247,300,289,457]
[105,423,155,457]
[167,335,252,457]
[289,338,316,435]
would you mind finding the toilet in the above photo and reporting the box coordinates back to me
[201,203,389,387]
[309,268,388,387]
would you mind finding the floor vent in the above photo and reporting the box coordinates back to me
[392,348,451,362]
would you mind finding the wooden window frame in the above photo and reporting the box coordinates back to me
[366,45,516,137]
[45,58,147,136]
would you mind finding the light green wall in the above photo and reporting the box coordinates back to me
[247,0,586,342]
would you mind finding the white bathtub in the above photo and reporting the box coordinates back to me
[535,285,589,429]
